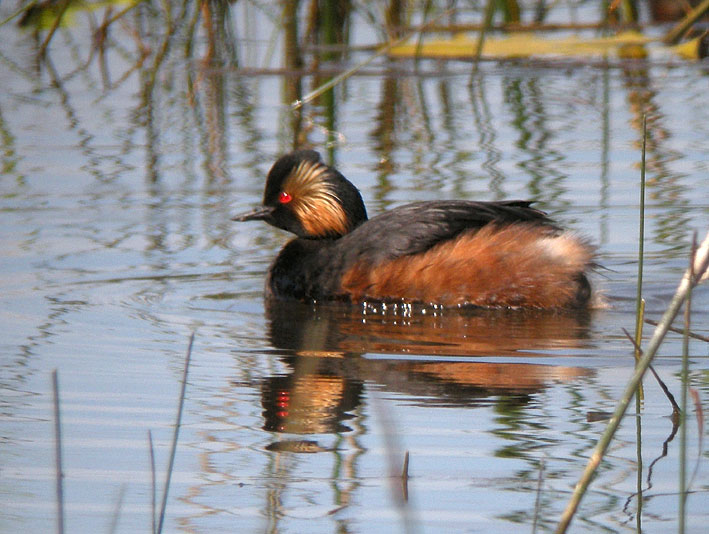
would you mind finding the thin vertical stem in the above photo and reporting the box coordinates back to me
[635,387,643,533]
[149,430,157,534]
[108,485,126,534]
[555,231,709,534]
[634,299,646,403]
[157,333,194,534]
[401,450,410,503]
[635,114,646,337]
[634,114,647,401]
[52,370,65,534]
[371,391,418,534]
[679,236,696,534]
[532,458,546,534]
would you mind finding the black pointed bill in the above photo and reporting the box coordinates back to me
[231,205,276,222]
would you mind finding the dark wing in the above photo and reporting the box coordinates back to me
[338,200,556,265]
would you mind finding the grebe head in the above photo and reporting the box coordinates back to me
[233,150,368,238]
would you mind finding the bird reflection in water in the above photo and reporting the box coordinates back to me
[260,299,595,451]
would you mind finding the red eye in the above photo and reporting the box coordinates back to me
[279,191,292,204]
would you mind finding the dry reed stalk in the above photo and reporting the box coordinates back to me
[643,319,709,342]
[664,0,709,44]
[555,231,709,534]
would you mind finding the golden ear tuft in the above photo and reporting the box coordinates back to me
[282,160,350,237]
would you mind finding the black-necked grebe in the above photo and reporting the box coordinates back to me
[233,150,594,309]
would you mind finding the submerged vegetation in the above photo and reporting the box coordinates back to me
[4,0,708,152]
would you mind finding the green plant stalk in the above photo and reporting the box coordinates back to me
[555,231,709,534]
[635,387,642,534]
[634,298,645,533]
[679,239,695,534]
[634,114,646,364]
[634,299,645,351]
[634,299,645,401]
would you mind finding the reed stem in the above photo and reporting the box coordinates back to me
[678,235,696,534]
[556,231,709,534]
[634,114,647,378]
[52,370,65,534]
[156,333,194,534]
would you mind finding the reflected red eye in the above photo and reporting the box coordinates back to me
[279,191,292,204]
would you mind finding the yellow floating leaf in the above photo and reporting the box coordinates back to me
[388,31,658,60]
[672,35,707,59]
[18,0,138,30]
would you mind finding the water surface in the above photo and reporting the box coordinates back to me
[1,4,708,534]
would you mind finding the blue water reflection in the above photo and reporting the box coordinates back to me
[1,3,708,534]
